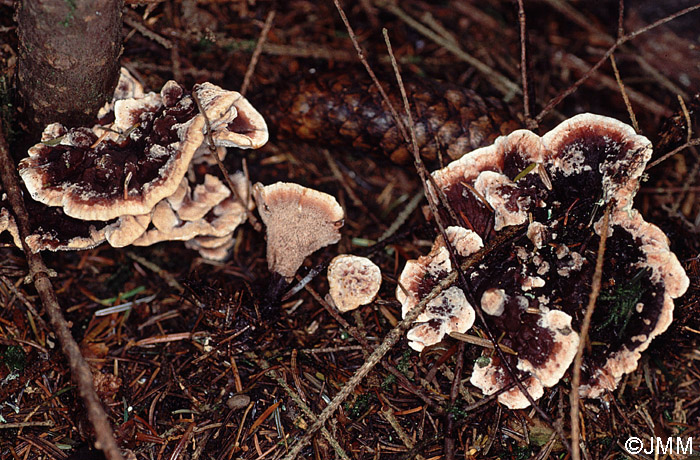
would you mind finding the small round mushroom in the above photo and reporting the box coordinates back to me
[253,182,344,280]
[190,82,269,165]
[480,288,507,316]
[327,255,382,312]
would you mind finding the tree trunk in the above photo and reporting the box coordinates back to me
[16,0,123,134]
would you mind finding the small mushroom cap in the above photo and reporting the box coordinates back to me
[397,226,481,318]
[473,171,530,231]
[517,310,579,387]
[405,286,475,352]
[194,83,269,149]
[253,182,344,279]
[481,288,507,316]
[470,357,545,410]
[327,255,382,312]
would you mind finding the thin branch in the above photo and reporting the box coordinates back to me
[646,138,700,170]
[376,1,521,98]
[517,0,537,130]
[240,10,276,97]
[191,90,262,232]
[0,121,125,460]
[570,206,611,460]
[609,54,639,132]
[535,2,700,122]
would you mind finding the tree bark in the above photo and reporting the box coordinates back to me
[16,0,123,134]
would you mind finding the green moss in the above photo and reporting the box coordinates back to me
[344,393,374,419]
[2,345,26,372]
[597,268,650,336]
[61,0,77,27]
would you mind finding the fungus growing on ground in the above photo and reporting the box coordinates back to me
[327,255,382,312]
[14,68,268,260]
[253,182,344,280]
[398,114,689,407]
[396,226,482,351]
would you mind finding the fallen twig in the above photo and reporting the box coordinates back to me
[570,206,611,460]
[0,120,125,460]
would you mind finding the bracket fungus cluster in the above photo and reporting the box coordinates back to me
[8,69,267,260]
[397,114,689,408]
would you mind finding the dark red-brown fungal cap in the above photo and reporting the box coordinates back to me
[429,130,545,237]
[397,226,481,351]
[403,114,687,405]
[470,310,579,409]
[328,255,382,313]
[23,202,109,253]
[253,182,344,280]
[19,80,205,221]
[541,113,652,210]
[579,207,689,398]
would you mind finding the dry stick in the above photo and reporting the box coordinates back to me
[559,53,670,118]
[543,0,690,101]
[383,28,572,456]
[190,90,262,232]
[250,354,351,460]
[617,0,625,40]
[240,10,276,97]
[609,54,639,133]
[535,2,700,123]
[332,0,410,145]
[570,207,611,460]
[376,1,521,98]
[304,283,444,414]
[678,96,693,145]
[516,0,537,130]
[444,342,465,460]
[646,138,700,170]
[381,406,425,460]
[0,123,124,460]
[279,226,523,460]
